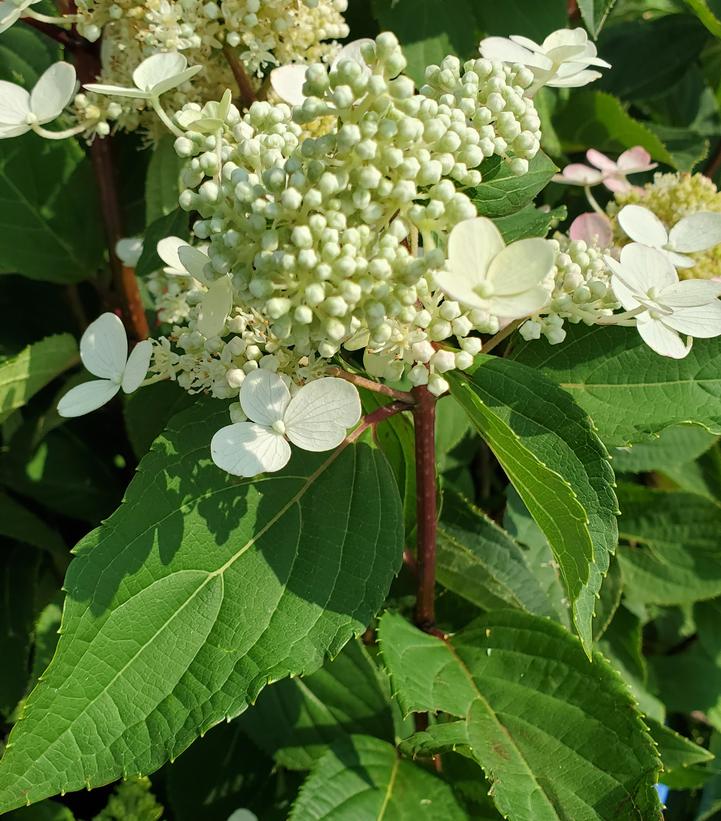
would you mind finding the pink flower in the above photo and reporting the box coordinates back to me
[569,212,613,248]
[554,147,657,193]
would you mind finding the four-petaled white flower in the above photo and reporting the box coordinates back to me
[84,52,201,101]
[434,217,554,317]
[211,370,362,477]
[270,39,373,106]
[555,147,657,193]
[157,236,231,337]
[605,243,721,359]
[618,204,721,268]
[0,0,40,33]
[0,62,76,139]
[57,313,152,417]
[479,28,610,94]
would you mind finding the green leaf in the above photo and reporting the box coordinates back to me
[617,485,721,605]
[696,598,721,663]
[27,599,62,688]
[597,14,708,101]
[93,777,163,821]
[370,0,480,86]
[240,639,394,769]
[123,381,194,459]
[448,356,618,652]
[5,802,75,821]
[686,0,721,37]
[646,718,715,787]
[554,90,678,168]
[512,325,721,447]
[0,25,59,86]
[0,399,403,811]
[379,611,662,820]
[473,0,567,40]
[611,425,718,475]
[145,137,183,226]
[0,136,104,283]
[578,0,617,37]
[0,334,78,424]
[0,491,66,563]
[0,546,40,718]
[492,203,567,244]
[289,735,466,820]
[437,490,558,618]
[135,208,189,278]
[471,151,558,218]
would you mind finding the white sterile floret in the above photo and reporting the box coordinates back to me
[210,369,361,477]
[84,52,202,100]
[115,237,143,267]
[479,27,610,94]
[57,313,152,417]
[435,217,554,318]
[157,236,209,279]
[0,62,77,139]
[0,0,41,33]
[605,243,721,359]
[617,204,721,269]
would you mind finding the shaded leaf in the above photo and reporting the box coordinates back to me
[471,151,558,218]
[578,0,618,37]
[145,137,183,226]
[135,208,189,278]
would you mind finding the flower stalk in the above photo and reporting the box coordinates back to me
[223,45,258,109]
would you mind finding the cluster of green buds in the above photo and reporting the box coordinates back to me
[152,32,544,396]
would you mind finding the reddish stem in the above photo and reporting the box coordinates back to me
[223,46,258,109]
[568,0,582,23]
[412,385,438,632]
[73,46,149,341]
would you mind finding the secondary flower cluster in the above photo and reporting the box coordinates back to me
[72,0,349,136]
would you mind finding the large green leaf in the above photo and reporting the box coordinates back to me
[473,0,567,40]
[0,136,104,283]
[448,356,618,651]
[513,325,721,447]
[0,334,78,423]
[437,490,557,618]
[646,718,716,789]
[379,611,662,821]
[240,639,394,769]
[370,0,480,85]
[0,25,59,86]
[471,151,558,219]
[0,400,403,811]
[617,485,721,605]
[578,0,617,37]
[144,137,183,226]
[289,734,466,820]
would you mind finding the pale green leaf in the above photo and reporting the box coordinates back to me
[646,718,715,787]
[448,356,618,652]
[0,399,403,812]
[611,425,718,475]
[289,735,466,820]
[686,0,721,38]
[0,334,78,424]
[513,325,721,447]
[471,151,558,219]
[379,611,662,821]
[493,203,567,244]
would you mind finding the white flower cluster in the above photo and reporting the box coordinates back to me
[149,33,547,395]
[520,235,619,345]
[73,0,348,135]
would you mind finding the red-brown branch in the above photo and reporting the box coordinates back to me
[223,46,258,109]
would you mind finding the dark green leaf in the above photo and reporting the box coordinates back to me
[145,137,183,225]
[0,25,59,86]
[289,735,466,820]
[474,0,567,40]
[492,203,566,243]
[646,718,715,788]
[578,0,618,37]
[512,325,721,447]
[0,492,66,562]
[124,381,194,459]
[0,399,403,811]
[0,136,104,283]
[471,151,558,218]
[611,425,718,475]
[448,356,618,651]
[380,611,662,820]
[135,208,189,278]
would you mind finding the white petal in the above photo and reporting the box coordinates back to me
[606,263,643,311]
[618,204,668,248]
[121,340,152,393]
[0,80,30,126]
[210,422,291,477]
[57,379,120,417]
[662,302,721,338]
[83,82,149,99]
[331,38,374,72]
[115,236,143,266]
[665,250,696,269]
[586,149,616,172]
[617,243,678,293]
[543,28,589,50]
[659,279,721,308]
[669,212,721,253]
[509,35,543,51]
[197,275,232,338]
[177,245,209,280]
[546,69,602,88]
[132,52,187,92]
[30,62,76,123]
[479,37,552,70]
[80,312,127,380]
[285,377,361,452]
[270,65,308,106]
[636,314,691,359]
[152,64,202,97]
[0,121,30,138]
[560,163,604,185]
[489,287,552,318]
[157,236,188,274]
[240,369,291,427]
[486,238,555,296]
[0,2,22,34]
